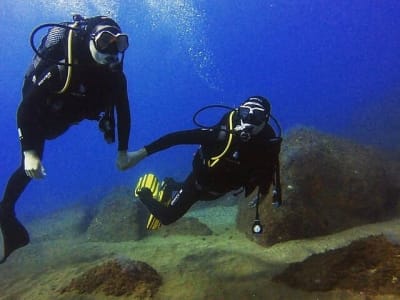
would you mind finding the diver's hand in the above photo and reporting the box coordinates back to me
[116,148,148,171]
[24,150,46,179]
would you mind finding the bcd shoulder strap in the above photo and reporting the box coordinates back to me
[57,21,81,94]
[207,110,235,167]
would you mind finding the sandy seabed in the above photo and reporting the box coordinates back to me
[1,205,400,300]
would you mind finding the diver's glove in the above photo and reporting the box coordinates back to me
[116,148,148,171]
[23,150,46,179]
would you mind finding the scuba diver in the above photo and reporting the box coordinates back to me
[126,96,282,232]
[0,15,137,263]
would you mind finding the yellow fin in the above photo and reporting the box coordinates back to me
[134,173,165,230]
[134,173,159,198]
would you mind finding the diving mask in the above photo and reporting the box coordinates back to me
[238,103,267,125]
[91,30,129,54]
[89,40,119,65]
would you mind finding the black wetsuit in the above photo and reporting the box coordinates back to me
[138,112,280,225]
[0,27,131,262]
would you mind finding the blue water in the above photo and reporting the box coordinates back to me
[0,1,399,219]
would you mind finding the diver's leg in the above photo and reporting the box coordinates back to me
[0,143,44,263]
[138,173,200,225]
[158,177,184,204]
[0,165,31,263]
[1,166,32,214]
[162,177,183,191]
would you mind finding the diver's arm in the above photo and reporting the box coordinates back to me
[114,72,131,151]
[117,128,218,171]
[118,111,230,171]
[113,72,133,170]
[144,128,217,154]
[17,98,45,153]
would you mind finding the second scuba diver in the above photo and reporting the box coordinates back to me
[123,96,282,230]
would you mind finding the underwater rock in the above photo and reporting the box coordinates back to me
[59,257,162,297]
[272,235,400,296]
[237,126,400,246]
[153,216,213,237]
[28,203,92,242]
[86,187,148,242]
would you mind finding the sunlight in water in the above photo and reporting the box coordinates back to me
[35,0,120,19]
[18,0,221,90]
[144,0,222,91]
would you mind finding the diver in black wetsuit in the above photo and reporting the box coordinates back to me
[126,96,282,227]
[0,15,137,263]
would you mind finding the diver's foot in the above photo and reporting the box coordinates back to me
[137,187,154,202]
[0,208,30,264]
